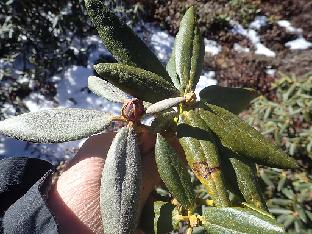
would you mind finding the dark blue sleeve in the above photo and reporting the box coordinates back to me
[0,157,58,234]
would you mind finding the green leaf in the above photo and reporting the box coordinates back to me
[94,63,179,103]
[100,126,141,234]
[0,108,113,143]
[203,207,285,233]
[269,208,293,215]
[166,48,181,91]
[199,86,260,114]
[175,6,204,93]
[219,155,244,203]
[154,201,178,234]
[84,0,169,79]
[146,97,185,114]
[189,26,204,92]
[88,75,128,102]
[198,105,298,169]
[178,111,230,207]
[223,148,267,211]
[155,134,195,209]
[150,111,177,133]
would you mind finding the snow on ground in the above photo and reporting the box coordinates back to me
[149,24,175,62]
[249,16,267,30]
[234,43,250,53]
[285,37,312,50]
[195,72,217,99]
[230,18,276,57]
[277,20,303,34]
[204,39,222,55]
[232,16,312,55]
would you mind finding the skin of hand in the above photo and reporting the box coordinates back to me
[47,128,165,234]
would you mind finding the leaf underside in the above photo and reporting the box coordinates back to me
[0,108,113,143]
[88,75,128,103]
[146,97,185,114]
[100,126,141,234]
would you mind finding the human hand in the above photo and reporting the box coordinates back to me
[47,128,162,234]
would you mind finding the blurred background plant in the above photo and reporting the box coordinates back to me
[246,73,312,232]
[248,73,312,160]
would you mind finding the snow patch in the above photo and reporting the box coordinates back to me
[234,43,250,53]
[266,68,276,76]
[204,39,222,55]
[285,37,312,50]
[249,16,267,30]
[231,20,276,57]
[150,28,174,62]
[195,71,217,99]
[277,20,302,34]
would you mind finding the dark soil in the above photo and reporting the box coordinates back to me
[206,48,278,100]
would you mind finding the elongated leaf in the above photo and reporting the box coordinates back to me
[166,48,181,91]
[0,108,113,143]
[154,201,179,234]
[219,156,244,204]
[155,134,195,209]
[198,105,298,169]
[175,6,204,93]
[178,111,230,207]
[231,158,267,211]
[88,75,128,102]
[199,86,260,114]
[146,97,185,114]
[94,63,179,103]
[189,26,204,92]
[223,147,268,211]
[203,207,284,233]
[84,0,169,79]
[100,126,141,234]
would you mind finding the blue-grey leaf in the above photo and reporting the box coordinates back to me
[146,97,185,114]
[88,76,128,103]
[100,126,141,234]
[0,108,113,143]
